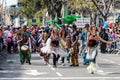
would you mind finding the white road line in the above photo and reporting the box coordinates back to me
[0,70,48,76]
[51,67,55,71]
[109,61,116,64]
[48,64,51,67]
[103,59,116,64]
[56,72,62,77]
[1,77,120,80]
[48,64,62,77]
[102,59,120,67]
[48,64,55,71]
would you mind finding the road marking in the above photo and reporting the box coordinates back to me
[96,70,114,76]
[51,67,55,70]
[24,70,48,76]
[103,59,117,64]
[56,72,62,77]
[48,64,62,77]
[0,70,48,76]
[48,64,55,71]
[1,77,120,80]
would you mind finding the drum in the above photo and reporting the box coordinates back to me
[21,45,29,53]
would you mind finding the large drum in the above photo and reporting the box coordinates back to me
[21,45,29,53]
[20,45,31,65]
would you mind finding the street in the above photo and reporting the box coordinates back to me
[0,53,120,80]
[0,0,120,80]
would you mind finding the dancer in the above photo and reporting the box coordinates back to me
[81,24,90,65]
[70,24,79,67]
[41,28,66,67]
[85,26,112,74]
[59,25,67,65]
[17,30,31,65]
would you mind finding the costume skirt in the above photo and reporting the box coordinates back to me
[41,38,66,57]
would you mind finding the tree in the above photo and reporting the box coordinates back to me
[18,0,45,18]
[18,0,64,21]
[68,0,114,25]
[68,0,97,24]
[91,0,114,21]
[43,0,63,19]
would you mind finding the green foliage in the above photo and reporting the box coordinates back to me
[69,0,96,10]
[18,0,46,18]
[19,0,63,20]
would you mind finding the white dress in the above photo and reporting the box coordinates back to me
[41,38,66,57]
[41,38,53,54]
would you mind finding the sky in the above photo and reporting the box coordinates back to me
[0,0,17,7]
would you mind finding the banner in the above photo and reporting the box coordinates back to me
[76,18,90,28]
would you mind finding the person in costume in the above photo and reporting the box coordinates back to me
[99,28,109,53]
[41,27,51,64]
[51,28,66,67]
[59,24,67,66]
[85,26,112,74]
[65,34,71,63]
[70,24,79,67]
[41,28,66,67]
[12,29,18,53]
[6,30,13,54]
[17,29,31,65]
[81,24,90,65]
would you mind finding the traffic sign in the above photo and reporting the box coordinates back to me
[18,2,22,7]
[32,19,36,23]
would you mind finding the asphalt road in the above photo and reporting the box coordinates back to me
[0,52,120,80]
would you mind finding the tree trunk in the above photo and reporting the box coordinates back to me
[103,16,107,21]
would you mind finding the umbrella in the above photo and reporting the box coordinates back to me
[63,15,81,23]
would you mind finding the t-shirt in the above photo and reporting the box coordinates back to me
[26,32,31,37]
[72,31,79,42]
[81,30,87,45]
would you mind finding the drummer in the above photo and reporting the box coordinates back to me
[17,28,31,65]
